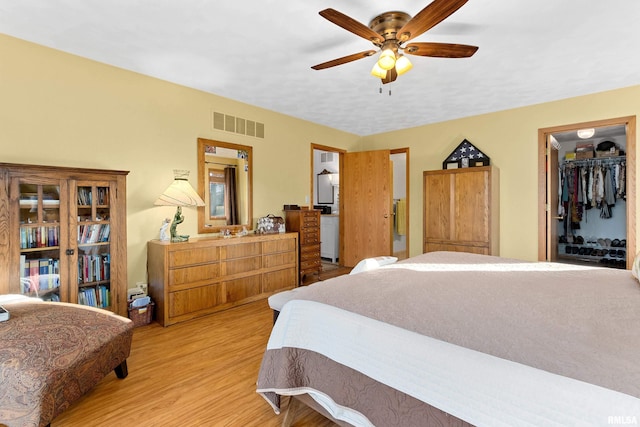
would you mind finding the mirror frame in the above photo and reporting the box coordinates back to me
[317,172,334,204]
[197,138,253,233]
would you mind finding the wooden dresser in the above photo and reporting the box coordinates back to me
[423,166,499,255]
[147,233,298,326]
[284,209,321,283]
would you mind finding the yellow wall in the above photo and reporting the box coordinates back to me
[0,34,360,286]
[362,87,640,260]
[2,33,639,287]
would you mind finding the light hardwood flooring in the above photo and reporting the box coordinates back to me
[51,268,351,427]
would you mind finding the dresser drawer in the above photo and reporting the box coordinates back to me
[300,258,321,270]
[262,238,296,253]
[169,247,219,268]
[302,212,319,225]
[169,282,225,318]
[221,242,261,259]
[263,267,297,293]
[263,251,296,268]
[300,243,320,256]
[169,263,220,287]
[223,256,261,275]
[300,231,319,245]
[224,275,261,303]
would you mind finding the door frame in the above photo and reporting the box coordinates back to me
[537,115,636,267]
[390,148,410,260]
[310,144,410,265]
[311,143,346,265]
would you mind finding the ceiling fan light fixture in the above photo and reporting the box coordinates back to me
[377,48,396,70]
[370,62,387,79]
[577,128,595,139]
[395,55,413,75]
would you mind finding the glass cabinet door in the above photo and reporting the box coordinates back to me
[18,182,62,301]
[75,183,113,309]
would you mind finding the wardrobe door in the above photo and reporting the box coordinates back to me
[454,169,490,243]
[423,173,451,242]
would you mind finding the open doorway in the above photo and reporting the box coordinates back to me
[538,116,636,268]
[311,144,410,267]
[390,149,409,259]
[311,144,345,268]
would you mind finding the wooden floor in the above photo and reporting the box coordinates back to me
[52,265,350,427]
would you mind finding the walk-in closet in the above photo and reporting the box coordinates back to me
[551,125,627,268]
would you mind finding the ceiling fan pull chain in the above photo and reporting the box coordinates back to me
[378,86,392,96]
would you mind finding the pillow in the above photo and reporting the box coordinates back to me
[349,256,398,275]
[632,251,640,281]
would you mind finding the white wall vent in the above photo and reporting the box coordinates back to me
[321,152,335,163]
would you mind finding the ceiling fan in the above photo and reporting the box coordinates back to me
[311,0,478,84]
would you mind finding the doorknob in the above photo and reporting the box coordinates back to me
[384,214,389,218]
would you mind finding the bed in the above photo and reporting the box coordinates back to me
[256,251,640,426]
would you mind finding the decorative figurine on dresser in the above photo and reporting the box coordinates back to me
[284,208,321,284]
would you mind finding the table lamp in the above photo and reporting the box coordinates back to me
[154,170,205,242]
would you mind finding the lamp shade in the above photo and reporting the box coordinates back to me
[154,170,205,207]
[377,48,396,70]
[395,55,413,75]
[370,62,388,79]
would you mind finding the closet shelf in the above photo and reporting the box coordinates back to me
[562,155,626,167]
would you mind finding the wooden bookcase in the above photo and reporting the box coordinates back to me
[423,166,499,255]
[0,163,129,316]
[147,233,298,326]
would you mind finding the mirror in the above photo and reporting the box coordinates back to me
[197,138,253,233]
[317,169,337,204]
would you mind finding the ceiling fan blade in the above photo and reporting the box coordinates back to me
[311,50,377,70]
[404,42,478,58]
[319,9,385,44]
[397,0,468,43]
[382,67,398,84]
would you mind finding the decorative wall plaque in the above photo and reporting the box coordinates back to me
[443,139,491,169]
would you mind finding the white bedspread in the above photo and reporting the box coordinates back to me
[267,299,640,427]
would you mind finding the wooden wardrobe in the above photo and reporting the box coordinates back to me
[423,166,499,255]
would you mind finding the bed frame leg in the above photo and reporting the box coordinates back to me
[282,396,302,427]
[114,360,128,379]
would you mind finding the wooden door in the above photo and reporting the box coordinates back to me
[342,150,393,267]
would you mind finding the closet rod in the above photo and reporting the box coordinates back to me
[562,156,625,167]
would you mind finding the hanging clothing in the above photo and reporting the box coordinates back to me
[558,158,626,237]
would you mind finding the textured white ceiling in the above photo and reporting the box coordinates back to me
[1,1,639,136]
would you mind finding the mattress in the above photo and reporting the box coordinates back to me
[257,251,640,426]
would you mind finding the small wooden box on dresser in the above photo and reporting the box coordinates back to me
[147,232,298,326]
[284,209,321,284]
